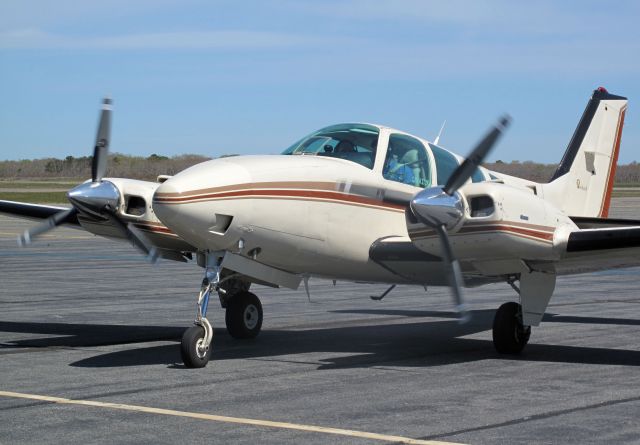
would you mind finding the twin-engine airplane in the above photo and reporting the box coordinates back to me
[1,88,636,368]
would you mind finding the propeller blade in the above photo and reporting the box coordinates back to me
[127,223,160,263]
[443,115,510,195]
[435,224,470,323]
[104,210,159,263]
[18,207,78,246]
[91,97,112,183]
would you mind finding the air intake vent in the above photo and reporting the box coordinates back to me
[469,196,494,218]
[208,214,233,235]
[124,195,147,216]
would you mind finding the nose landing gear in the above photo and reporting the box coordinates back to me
[180,255,265,368]
[181,269,218,368]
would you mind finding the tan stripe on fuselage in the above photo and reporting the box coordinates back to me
[154,184,406,212]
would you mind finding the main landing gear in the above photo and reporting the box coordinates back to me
[492,301,531,354]
[180,261,263,368]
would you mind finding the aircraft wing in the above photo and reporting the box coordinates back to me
[555,217,640,274]
[0,200,80,225]
[369,236,501,286]
[0,199,194,262]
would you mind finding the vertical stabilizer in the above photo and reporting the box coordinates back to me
[543,88,627,217]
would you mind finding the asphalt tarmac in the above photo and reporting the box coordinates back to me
[1,199,639,444]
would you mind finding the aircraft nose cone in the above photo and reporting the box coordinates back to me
[152,158,252,248]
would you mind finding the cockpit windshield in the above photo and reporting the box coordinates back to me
[282,123,379,169]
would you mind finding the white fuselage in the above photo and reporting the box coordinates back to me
[151,154,575,284]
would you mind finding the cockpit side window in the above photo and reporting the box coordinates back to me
[383,134,431,188]
[282,124,379,169]
[429,143,486,185]
[429,143,460,186]
[471,167,486,183]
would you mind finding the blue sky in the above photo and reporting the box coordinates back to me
[1,0,639,163]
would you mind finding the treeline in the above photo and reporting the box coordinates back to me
[486,160,640,184]
[1,154,640,184]
[0,154,212,180]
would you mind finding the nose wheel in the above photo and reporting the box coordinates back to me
[181,325,212,368]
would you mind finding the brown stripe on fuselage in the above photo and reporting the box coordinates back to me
[459,224,554,241]
[132,223,180,237]
[409,222,555,243]
[123,219,179,237]
[463,220,556,232]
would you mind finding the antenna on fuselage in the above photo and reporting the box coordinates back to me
[434,120,447,146]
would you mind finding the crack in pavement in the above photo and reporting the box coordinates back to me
[419,394,640,441]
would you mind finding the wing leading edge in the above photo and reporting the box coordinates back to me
[0,200,80,225]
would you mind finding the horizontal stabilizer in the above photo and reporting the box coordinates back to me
[557,223,640,274]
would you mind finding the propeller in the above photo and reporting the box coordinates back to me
[19,97,159,263]
[410,115,511,323]
[92,98,112,183]
[18,207,78,246]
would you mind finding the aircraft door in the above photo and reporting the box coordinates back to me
[382,133,432,188]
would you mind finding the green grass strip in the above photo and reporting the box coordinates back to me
[0,191,69,204]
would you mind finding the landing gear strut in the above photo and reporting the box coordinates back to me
[181,267,218,368]
[492,301,531,354]
[181,255,264,368]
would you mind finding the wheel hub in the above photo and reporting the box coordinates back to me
[515,324,531,344]
[195,338,208,359]
[244,304,259,330]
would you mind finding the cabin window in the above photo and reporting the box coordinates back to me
[382,134,431,187]
[282,123,379,169]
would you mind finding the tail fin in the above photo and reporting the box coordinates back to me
[544,88,627,217]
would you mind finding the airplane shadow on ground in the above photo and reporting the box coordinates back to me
[1,309,639,369]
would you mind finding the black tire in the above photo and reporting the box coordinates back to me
[225,291,263,339]
[180,325,211,368]
[492,302,531,354]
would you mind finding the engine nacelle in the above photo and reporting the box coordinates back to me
[407,182,576,269]
[76,177,194,253]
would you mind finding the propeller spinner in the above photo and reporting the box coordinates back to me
[410,115,511,323]
[18,98,158,263]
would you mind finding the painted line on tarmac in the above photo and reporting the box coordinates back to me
[0,390,463,445]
